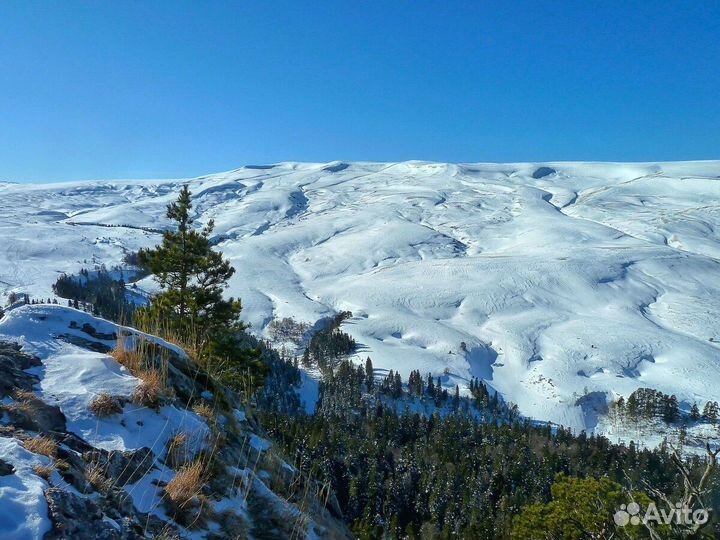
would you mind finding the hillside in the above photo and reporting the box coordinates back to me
[0,304,351,539]
[1,160,720,433]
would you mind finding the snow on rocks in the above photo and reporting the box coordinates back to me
[0,305,352,538]
[0,437,52,540]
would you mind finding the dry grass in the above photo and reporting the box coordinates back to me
[86,462,112,492]
[216,510,250,539]
[88,392,122,417]
[112,334,173,408]
[165,460,205,509]
[23,436,58,459]
[33,464,54,480]
[133,312,202,364]
[192,401,214,423]
[5,400,33,415]
[12,389,37,402]
[154,528,184,540]
[132,369,172,408]
[165,432,190,469]
[110,333,144,374]
[6,389,41,415]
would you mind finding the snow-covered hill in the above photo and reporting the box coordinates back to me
[2,160,720,433]
[0,305,351,539]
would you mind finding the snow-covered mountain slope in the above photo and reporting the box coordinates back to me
[2,161,720,432]
[0,305,351,539]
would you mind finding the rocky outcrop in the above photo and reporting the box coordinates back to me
[0,457,15,475]
[0,337,353,540]
[532,166,556,179]
[44,488,138,540]
[0,341,42,396]
[83,447,156,487]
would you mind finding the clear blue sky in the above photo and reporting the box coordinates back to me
[1,1,718,182]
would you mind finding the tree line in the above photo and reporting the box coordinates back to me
[261,358,718,539]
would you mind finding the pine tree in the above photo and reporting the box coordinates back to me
[365,356,374,391]
[690,402,701,421]
[301,347,312,368]
[393,371,403,398]
[662,394,679,424]
[703,401,719,425]
[137,185,265,391]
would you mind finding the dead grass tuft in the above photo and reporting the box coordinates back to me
[86,462,112,492]
[6,389,41,415]
[33,464,54,480]
[12,389,37,402]
[132,369,172,408]
[23,436,58,459]
[165,432,190,469]
[110,333,144,374]
[88,392,123,417]
[192,401,214,423]
[165,460,205,509]
[112,334,172,409]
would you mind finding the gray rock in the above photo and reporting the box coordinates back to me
[80,323,118,341]
[0,341,42,397]
[532,166,556,179]
[54,333,112,353]
[83,447,155,487]
[44,488,124,540]
[0,458,15,476]
[7,398,66,434]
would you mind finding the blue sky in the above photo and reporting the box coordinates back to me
[1,1,719,182]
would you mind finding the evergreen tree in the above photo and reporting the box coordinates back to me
[393,371,403,398]
[690,402,701,421]
[365,356,374,391]
[301,347,312,368]
[137,185,266,391]
[662,394,679,424]
[703,401,719,425]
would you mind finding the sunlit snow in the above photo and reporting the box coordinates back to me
[2,160,719,432]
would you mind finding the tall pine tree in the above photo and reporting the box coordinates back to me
[137,185,266,391]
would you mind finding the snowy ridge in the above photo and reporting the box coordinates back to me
[1,160,720,433]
